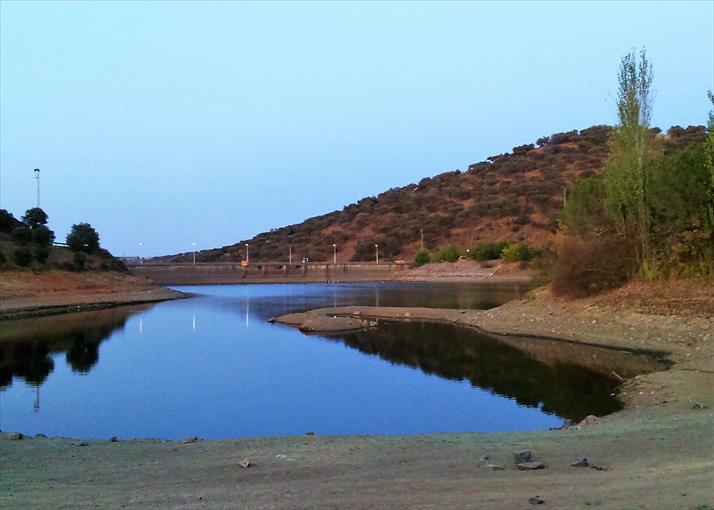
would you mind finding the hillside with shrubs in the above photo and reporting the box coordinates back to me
[0,208,125,272]
[162,122,707,266]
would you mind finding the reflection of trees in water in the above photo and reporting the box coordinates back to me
[0,343,54,388]
[0,312,133,389]
[332,322,644,421]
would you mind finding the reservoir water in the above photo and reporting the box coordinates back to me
[0,282,663,440]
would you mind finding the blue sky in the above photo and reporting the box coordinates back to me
[1,1,712,256]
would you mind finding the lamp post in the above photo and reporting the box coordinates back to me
[332,243,337,265]
[138,242,144,265]
[34,169,40,208]
[289,245,292,264]
[245,243,249,264]
[192,242,197,265]
[375,244,379,264]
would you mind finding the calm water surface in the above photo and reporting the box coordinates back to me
[0,282,662,439]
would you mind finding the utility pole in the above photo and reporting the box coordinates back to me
[34,169,40,207]
[192,242,197,265]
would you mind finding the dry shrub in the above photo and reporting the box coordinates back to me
[552,237,638,298]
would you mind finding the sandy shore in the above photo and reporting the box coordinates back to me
[0,270,187,320]
[1,282,712,509]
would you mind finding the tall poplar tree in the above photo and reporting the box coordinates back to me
[603,49,659,266]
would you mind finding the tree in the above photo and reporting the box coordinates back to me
[560,177,610,238]
[22,207,48,228]
[31,224,55,263]
[66,223,100,253]
[603,49,659,265]
[31,224,55,247]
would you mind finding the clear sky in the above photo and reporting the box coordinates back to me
[1,1,712,257]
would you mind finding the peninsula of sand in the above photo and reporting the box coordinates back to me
[1,279,712,509]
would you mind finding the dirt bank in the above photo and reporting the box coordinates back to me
[0,270,186,320]
[1,281,712,509]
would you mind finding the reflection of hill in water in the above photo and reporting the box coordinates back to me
[0,307,143,389]
[330,322,668,422]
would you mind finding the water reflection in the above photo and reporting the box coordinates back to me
[0,283,668,438]
[0,307,144,391]
[326,321,668,422]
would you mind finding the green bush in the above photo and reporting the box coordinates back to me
[34,246,51,264]
[11,226,32,246]
[433,245,460,263]
[413,248,431,266]
[0,209,18,234]
[500,243,536,263]
[73,251,87,270]
[14,247,33,266]
[470,241,510,261]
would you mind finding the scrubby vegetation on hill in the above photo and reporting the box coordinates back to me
[162,120,705,265]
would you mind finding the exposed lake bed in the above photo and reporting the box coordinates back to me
[1,280,712,509]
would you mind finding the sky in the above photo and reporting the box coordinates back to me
[1,1,712,257]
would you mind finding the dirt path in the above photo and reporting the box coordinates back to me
[1,282,712,509]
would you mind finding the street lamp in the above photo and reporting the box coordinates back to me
[138,242,144,265]
[332,243,337,265]
[245,243,249,264]
[34,169,40,208]
[192,242,197,265]
[289,245,292,264]
[375,243,379,264]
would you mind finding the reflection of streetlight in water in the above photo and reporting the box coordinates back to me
[245,295,250,328]
[139,317,143,334]
[192,314,196,332]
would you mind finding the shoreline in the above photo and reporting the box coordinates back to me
[1,283,712,509]
[0,288,188,321]
[0,270,188,321]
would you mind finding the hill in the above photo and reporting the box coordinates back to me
[162,125,706,263]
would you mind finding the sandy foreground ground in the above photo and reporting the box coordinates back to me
[0,271,186,320]
[1,280,713,509]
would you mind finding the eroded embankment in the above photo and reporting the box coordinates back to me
[0,270,187,321]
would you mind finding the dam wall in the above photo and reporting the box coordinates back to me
[129,262,407,285]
